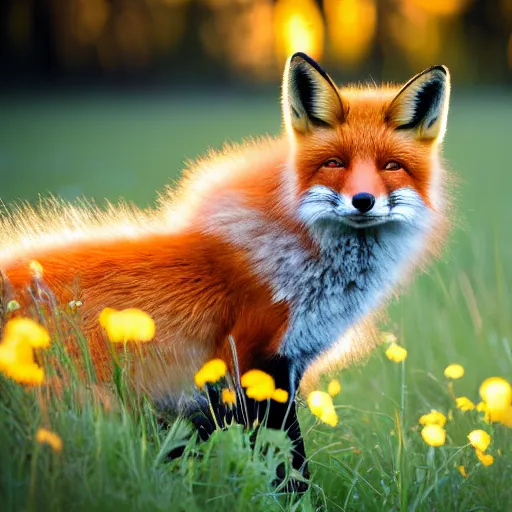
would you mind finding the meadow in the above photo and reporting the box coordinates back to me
[0,90,511,511]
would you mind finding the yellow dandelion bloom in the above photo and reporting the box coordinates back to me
[29,260,44,278]
[307,391,339,427]
[0,338,45,385]
[36,428,62,452]
[327,378,341,397]
[194,359,228,388]
[221,388,236,407]
[479,377,512,411]
[241,369,276,401]
[421,424,446,447]
[456,396,475,412]
[444,364,464,379]
[467,429,491,452]
[99,308,155,343]
[272,388,289,403]
[419,410,447,427]
[3,318,50,348]
[475,449,494,466]
[487,405,512,427]
[458,465,468,478]
[381,332,397,344]
[385,343,407,363]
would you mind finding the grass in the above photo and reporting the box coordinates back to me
[1,90,511,511]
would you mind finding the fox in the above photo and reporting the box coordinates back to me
[0,53,451,487]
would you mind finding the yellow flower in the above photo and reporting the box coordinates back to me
[194,359,227,388]
[307,391,339,427]
[240,369,275,401]
[29,260,44,279]
[444,364,465,379]
[385,343,407,363]
[327,378,341,397]
[36,428,62,452]
[3,318,50,348]
[421,424,446,447]
[475,449,494,466]
[99,308,155,343]
[272,388,289,403]
[467,430,491,452]
[221,388,236,407]
[419,410,447,427]
[0,338,45,385]
[456,396,475,412]
[458,465,468,478]
[479,377,512,411]
[381,332,397,344]
[487,406,512,427]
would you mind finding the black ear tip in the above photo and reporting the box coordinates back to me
[425,65,450,80]
[289,52,317,67]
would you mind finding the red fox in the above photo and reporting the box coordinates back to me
[1,53,451,483]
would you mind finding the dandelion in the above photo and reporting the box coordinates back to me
[419,410,447,427]
[479,377,512,411]
[421,424,446,447]
[0,338,45,385]
[3,318,50,348]
[458,465,468,478]
[194,359,227,388]
[241,370,276,401]
[99,307,155,343]
[36,428,62,452]
[475,449,494,466]
[456,396,475,412]
[221,388,236,407]
[327,378,341,397]
[272,388,289,403]
[467,429,491,452]
[494,407,512,427]
[444,364,464,379]
[307,391,339,427]
[385,343,407,363]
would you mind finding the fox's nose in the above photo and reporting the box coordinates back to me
[352,193,375,213]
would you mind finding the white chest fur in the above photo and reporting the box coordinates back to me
[276,224,414,371]
[206,200,429,372]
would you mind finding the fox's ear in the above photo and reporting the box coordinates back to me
[387,65,451,142]
[282,52,344,136]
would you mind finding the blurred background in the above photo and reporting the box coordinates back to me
[0,0,511,205]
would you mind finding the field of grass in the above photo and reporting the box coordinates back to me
[0,91,511,511]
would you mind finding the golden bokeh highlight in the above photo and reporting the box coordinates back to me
[324,0,377,67]
[274,0,325,63]
[407,0,471,17]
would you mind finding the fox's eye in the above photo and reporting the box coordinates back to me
[323,159,345,169]
[384,161,402,171]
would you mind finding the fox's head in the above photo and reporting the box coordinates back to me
[282,52,450,235]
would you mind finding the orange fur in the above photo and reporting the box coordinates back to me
[0,58,451,402]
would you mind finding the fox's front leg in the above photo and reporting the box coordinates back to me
[242,354,309,490]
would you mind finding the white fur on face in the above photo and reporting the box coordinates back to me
[279,186,433,371]
[208,184,434,374]
[297,185,429,230]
